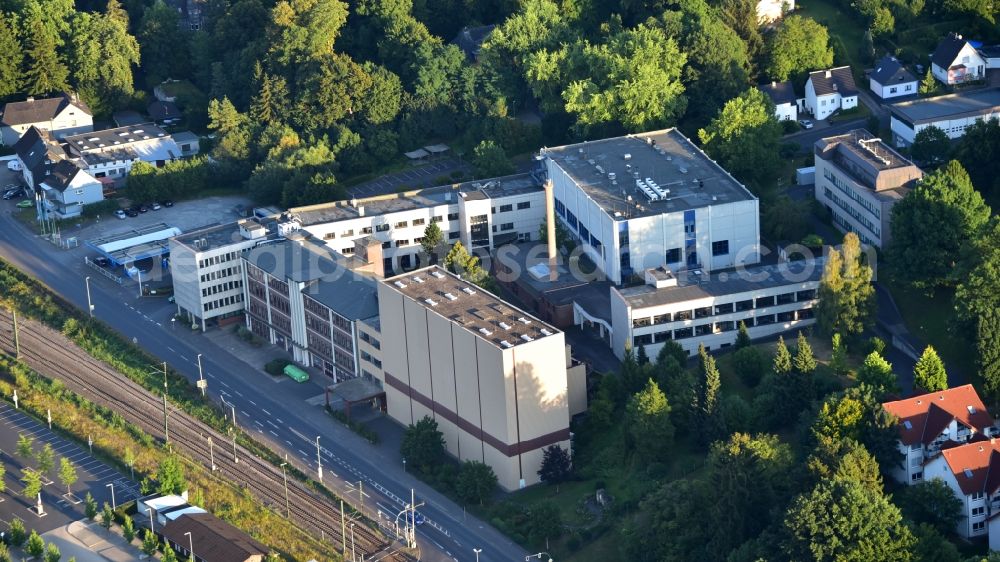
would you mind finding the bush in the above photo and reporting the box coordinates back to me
[782,120,800,134]
[264,359,289,377]
[867,336,887,356]
[326,408,379,444]
[801,234,824,248]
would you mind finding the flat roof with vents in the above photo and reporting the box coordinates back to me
[384,266,560,348]
[540,128,756,219]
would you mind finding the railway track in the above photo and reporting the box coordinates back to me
[0,309,411,561]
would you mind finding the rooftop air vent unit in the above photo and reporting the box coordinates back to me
[134,129,144,134]
[608,172,616,181]
[462,287,476,295]
[500,340,513,348]
[424,298,437,306]
[624,153,631,160]
[645,137,653,145]
[578,148,584,154]
[393,280,407,289]
[118,132,129,137]
[499,321,511,330]
[596,165,605,174]
[588,159,596,166]
[479,327,493,336]
[518,317,531,325]
[520,334,534,342]
[431,270,445,278]
[413,276,425,283]
[540,328,553,336]
[88,137,99,142]
[444,292,457,301]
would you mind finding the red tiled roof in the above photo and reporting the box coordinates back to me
[882,384,993,445]
[941,440,1000,495]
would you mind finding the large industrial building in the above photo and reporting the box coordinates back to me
[540,129,760,285]
[377,266,585,490]
[813,130,923,248]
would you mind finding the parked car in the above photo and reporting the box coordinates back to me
[6,160,21,172]
[93,256,110,267]
[151,202,161,211]
[799,119,814,129]
[138,204,149,213]
[162,200,174,207]
[3,188,25,200]
[16,199,32,208]
[125,207,139,217]
[115,209,127,219]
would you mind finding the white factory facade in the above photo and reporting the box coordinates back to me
[540,130,761,286]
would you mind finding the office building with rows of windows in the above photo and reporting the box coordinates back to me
[539,129,760,286]
[289,174,546,274]
[813,129,922,248]
[170,217,284,331]
[241,234,381,381]
[610,260,822,358]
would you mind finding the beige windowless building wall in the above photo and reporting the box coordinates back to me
[377,266,572,490]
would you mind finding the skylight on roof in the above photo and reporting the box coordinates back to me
[479,327,492,336]
[462,287,476,295]
[500,340,513,348]
[424,298,437,306]
[393,280,407,288]
[499,321,511,330]
[430,271,445,279]
[518,317,531,325]
[903,420,913,430]
[969,406,977,414]
[443,293,457,301]
[413,276,424,283]
[965,468,975,479]
[520,334,534,342]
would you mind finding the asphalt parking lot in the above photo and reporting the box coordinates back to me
[0,401,137,534]
[348,158,470,198]
[73,195,254,242]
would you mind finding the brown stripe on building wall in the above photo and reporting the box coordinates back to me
[384,371,569,458]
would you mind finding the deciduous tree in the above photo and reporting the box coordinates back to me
[817,233,875,338]
[910,125,950,165]
[765,16,834,81]
[471,140,513,177]
[21,468,41,501]
[698,88,782,193]
[895,479,963,535]
[400,416,445,473]
[455,461,497,505]
[889,160,991,288]
[537,444,571,490]
[956,218,1000,325]
[156,456,187,496]
[978,308,1000,407]
[954,118,1000,197]
[59,458,77,498]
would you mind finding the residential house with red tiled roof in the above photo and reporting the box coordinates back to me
[882,384,997,486]
[924,439,1000,546]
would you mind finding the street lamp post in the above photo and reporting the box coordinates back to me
[137,269,143,298]
[474,548,482,562]
[207,436,216,471]
[316,436,323,482]
[350,523,356,562]
[184,531,194,562]
[230,427,238,463]
[85,276,93,317]
[196,354,207,396]
[280,462,290,517]
[106,483,116,510]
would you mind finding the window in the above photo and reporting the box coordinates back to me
[712,240,729,256]
[974,521,986,532]
[517,201,530,210]
[382,241,391,249]
[395,221,408,228]
[911,471,922,481]
[413,218,425,226]
[375,224,390,232]
[972,491,985,501]
[905,84,913,91]
[396,240,409,247]
[449,232,460,240]
[666,248,681,263]
[889,87,897,94]
[361,227,373,234]
[501,223,514,231]
[499,204,513,212]
[448,212,459,221]
[431,216,443,223]
[973,506,986,516]
[341,229,354,237]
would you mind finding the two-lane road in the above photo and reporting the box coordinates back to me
[0,208,529,562]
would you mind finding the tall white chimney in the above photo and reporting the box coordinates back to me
[544,179,557,282]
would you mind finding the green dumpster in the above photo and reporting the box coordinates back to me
[283,364,309,383]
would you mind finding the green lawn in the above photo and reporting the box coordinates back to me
[795,0,866,72]
[882,277,977,382]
